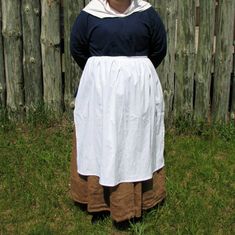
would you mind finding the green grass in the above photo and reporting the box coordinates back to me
[0,117,235,235]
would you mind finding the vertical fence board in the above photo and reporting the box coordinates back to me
[22,0,42,112]
[41,0,62,113]
[0,0,6,108]
[174,0,196,118]
[155,0,177,124]
[64,0,83,111]
[212,0,235,122]
[232,52,235,116]
[194,0,215,121]
[230,14,235,118]
[2,0,24,115]
[85,0,90,6]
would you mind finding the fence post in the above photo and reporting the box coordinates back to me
[22,0,43,113]
[64,0,83,112]
[232,52,235,121]
[2,0,24,118]
[212,0,235,122]
[230,9,235,124]
[155,0,177,126]
[0,0,6,108]
[41,0,62,114]
[194,0,215,122]
[174,0,196,119]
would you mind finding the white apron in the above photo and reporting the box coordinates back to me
[74,56,165,186]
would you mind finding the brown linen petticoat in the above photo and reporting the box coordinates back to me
[70,130,166,222]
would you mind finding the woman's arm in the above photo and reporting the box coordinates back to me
[148,8,167,68]
[70,11,90,70]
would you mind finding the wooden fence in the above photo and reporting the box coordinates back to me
[0,0,234,123]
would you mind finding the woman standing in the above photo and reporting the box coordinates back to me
[70,0,167,223]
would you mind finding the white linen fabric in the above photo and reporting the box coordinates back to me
[83,0,151,18]
[74,56,165,186]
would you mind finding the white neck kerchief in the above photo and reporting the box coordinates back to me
[83,0,151,18]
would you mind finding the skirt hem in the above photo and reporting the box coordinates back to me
[76,163,165,187]
[71,192,166,222]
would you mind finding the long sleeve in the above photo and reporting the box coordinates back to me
[70,11,90,70]
[148,8,167,68]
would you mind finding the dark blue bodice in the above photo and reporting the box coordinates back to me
[70,7,167,69]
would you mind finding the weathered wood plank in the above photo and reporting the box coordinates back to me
[194,0,215,121]
[230,15,235,118]
[212,0,235,122]
[174,0,196,118]
[2,0,24,115]
[148,0,157,11]
[84,0,90,6]
[41,0,62,113]
[22,0,43,112]
[232,52,235,117]
[64,0,83,111]
[155,0,177,125]
[0,0,6,108]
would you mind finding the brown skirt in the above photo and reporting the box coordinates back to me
[70,131,166,222]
